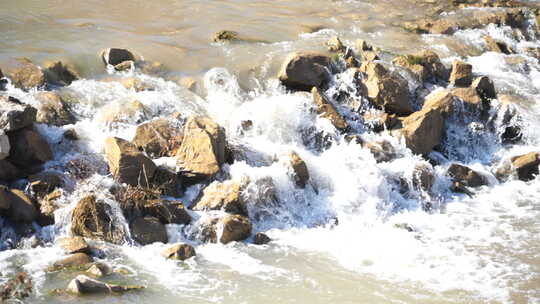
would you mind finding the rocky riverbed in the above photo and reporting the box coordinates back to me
[0,0,540,303]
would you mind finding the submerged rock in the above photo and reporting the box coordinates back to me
[71,195,125,244]
[278,52,332,91]
[447,164,487,187]
[162,243,196,261]
[104,137,157,187]
[52,253,93,271]
[130,216,168,245]
[311,87,349,130]
[192,180,247,216]
[66,275,143,295]
[174,116,226,182]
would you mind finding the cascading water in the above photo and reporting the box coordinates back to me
[0,1,539,303]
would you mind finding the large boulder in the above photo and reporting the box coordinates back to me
[311,87,349,130]
[449,60,473,87]
[0,131,9,160]
[132,118,183,158]
[362,62,413,115]
[58,236,91,254]
[192,180,247,216]
[278,52,332,91]
[66,275,143,295]
[3,58,46,90]
[130,216,168,245]
[162,243,196,261]
[511,152,540,181]
[143,199,191,225]
[71,195,125,244]
[288,151,310,188]
[43,61,80,86]
[104,137,157,187]
[447,164,487,187]
[34,92,76,126]
[101,48,136,67]
[7,128,53,169]
[174,116,226,181]
[0,96,37,132]
[399,107,444,155]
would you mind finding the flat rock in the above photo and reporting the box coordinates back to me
[192,180,247,216]
[58,236,91,254]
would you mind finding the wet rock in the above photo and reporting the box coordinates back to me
[104,137,157,187]
[278,52,332,91]
[422,89,455,117]
[450,87,485,113]
[362,62,413,115]
[7,128,53,170]
[162,243,196,260]
[29,171,63,198]
[177,77,197,91]
[392,50,448,82]
[449,60,473,87]
[3,189,38,222]
[130,216,168,245]
[218,214,252,244]
[399,106,444,155]
[511,152,540,181]
[43,61,80,86]
[363,111,401,132]
[34,91,76,126]
[150,166,182,197]
[253,232,271,245]
[327,36,345,52]
[71,195,125,244]
[52,253,93,270]
[113,60,134,72]
[363,140,397,163]
[36,188,62,226]
[0,131,9,160]
[484,36,513,54]
[471,76,497,101]
[212,30,239,42]
[58,236,91,254]
[311,87,349,130]
[412,163,434,192]
[143,199,191,225]
[361,51,380,62]
[355,39,373,52]
[393,55,429,82]
[0,160,22,181]
[0,96,37,132]
[174,116,226,182]
[288,151,310,188]
[447,164,487,187]
[66,275,143,295]
[86,263,112,278]
[132,118,183,158]
[192,180,247,216]
[101,48,136,67]
[63,128,79,141]
[3,58,46,90]
[118,77,155,92]
[98,100,150,124]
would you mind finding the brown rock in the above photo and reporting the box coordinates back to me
[34,92,76,126]
[150,166,182,197]
[311,87,349,130]
[66,274,143,295]
[218,214,252,244]
[118,77,154,92]
[327,36,345,52]
[484,36,512,54]
[130,216,168,245]
[288,151,310,188]
[449,60,473,87]
[363,140,397,162]
[447,164,487,187]
[114,60,134,72]
[3,58,46,90]
[400,107,443,155]
[355,39,373,52]
[86,263,112,278]
[104,137,157,187]
[511,152,540,181]
[5,189,38,222]
[43,61,80,86]
[0,96,37,132]
[0,131,9,160]
[423,89,455,117]
[174,116,226,181]
[132,118,182,158]
[254,232,271,245]
[363,63,413,115]
[162,243,196,260]
[412,163,434,192]
[278,52,332,91]
[7,128,53,169]
[471,76,497,100]
[28,171,64,198]
[71,195,125,244]
[361,51,380,62]
[393,56,429,82]
[58,236,91,254]
[52,253,93,270]
[392,50,448,82]
[450,87,484,112]
[192,180,247,216]
[143,199,191,225]
[36,189,62,226]
[0,160,22,181]
[98,100,150,124]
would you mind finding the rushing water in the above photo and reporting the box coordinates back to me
[1,0,540,303]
